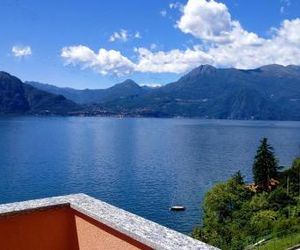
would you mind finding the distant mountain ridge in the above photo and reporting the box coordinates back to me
[0,71,80,115]
[99,64,300,120]
[27,79,151,104]
[4,64,300,120]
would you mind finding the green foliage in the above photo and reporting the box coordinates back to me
[273,217,300,236]
[280,157,300,197]
[250,210,277,235]
[253,138,279,192]
[267,187,295,211]
[192,139,300,250]
[249,192,269,211]
[232,170,244,185]
[257,230,300,250]
[194,172,252,249]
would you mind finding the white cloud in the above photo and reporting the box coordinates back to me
[177,0,232,42]
[61,45,135,76]
[150,43,158,50]
[135,46,212,73]
[12,46,32,57]
[134,32,141,39]
[141,83,162,88]
[160,10,167,17]
[169,2,183,10]
[176,0,261,45]
[137,17,300,71]
[161,2,183,18]
[280,0,291,14]
[203,18,300,69]
[276,19,300,44]
[109,29,129,42]
[61,0,300,75]
[109,29,141,42]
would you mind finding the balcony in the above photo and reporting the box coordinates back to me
[0,194,218,250]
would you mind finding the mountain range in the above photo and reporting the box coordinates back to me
[27,79,151,104]
[1,64,300,120]
[0,71,80,115]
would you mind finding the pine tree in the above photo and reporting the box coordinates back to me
[252,138,279,192]
[232,170,244,185]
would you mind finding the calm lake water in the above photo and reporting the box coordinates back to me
[0,117,300,233]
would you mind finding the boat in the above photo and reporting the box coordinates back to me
[170,205,186,211]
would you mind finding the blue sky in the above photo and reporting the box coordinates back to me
[1,0,300,89]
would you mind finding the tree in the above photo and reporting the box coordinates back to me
[232,170,244,185]
[193,156,300,249]
[252,138,279,192]
[192,172,252,249]
[280,157,300,196]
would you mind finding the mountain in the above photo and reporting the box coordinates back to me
[0,71,80,115]
[100,64,300,120]
[19,64,300,120]
[27,79,151,104]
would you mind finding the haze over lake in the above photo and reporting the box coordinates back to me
[1,117,300,233]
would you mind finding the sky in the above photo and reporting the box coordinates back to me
[1,0,300,89]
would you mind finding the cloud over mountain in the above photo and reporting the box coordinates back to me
[61,0,300,75]
[61,46,135,76]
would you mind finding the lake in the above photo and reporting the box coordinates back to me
[0,117,300,233]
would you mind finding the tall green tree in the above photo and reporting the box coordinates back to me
[253,138,279,192]
[192,172,252,249]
